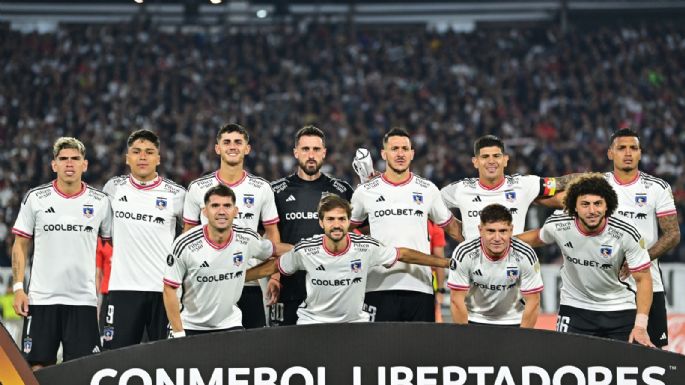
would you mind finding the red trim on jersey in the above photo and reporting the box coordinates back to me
[447,283,470,291]
[12,228,32,239]
[183,217,200,225]
[574,218,607,236]
[478,177,505,191]
[52,180,87,199]
[128,174,162,190]
[323,233,351,256]
[657,210,677,218]
[215,170,247,187]
[481,241,511,262]
[612,171,640,186]
[100,236,112,241]
[381,172,413,187]
[276,257,293,276]
[521,286,544,294]
[350,219,364,225]
[163,278,181,288]
[262,217,280,225]
[384,248,400,268]
[629,261,652,273]
[436,216,455,228]
[203,225,233,250]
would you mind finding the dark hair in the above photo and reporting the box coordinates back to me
[127,129,160,149]
[609,128,640,148]
[216,123,250,144]
[480,204,513,225]
[382,127,411,147]
[563,173,618,218]
[473,135,505,156]
[295,125,325,146]
[203,184,236,205]
[317,194,352,220]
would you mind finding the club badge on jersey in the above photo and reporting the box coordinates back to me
[412,192,423,205]
[103,326,114,342]
[351,259,362,273]
[635,193,647,207]
[233,252,244,266]
[156,197,168,210]
[243,195,255,208]
[23,337,32,353]
[506,267,519,282]
[83,205,94,218]
[505,191,516,203]
[600,245,613,258]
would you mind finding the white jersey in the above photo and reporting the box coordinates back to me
[605,171,677,292]
[350,173,454,294]
[447,238,543,325]
[104,175,186,292]
[163,225,274,330]
[277,233,398,324]
[441,174,556,240]
[539,212,651,311]
[12,181,112,306]
[184,170,279,286]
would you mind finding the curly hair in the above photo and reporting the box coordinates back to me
[563,173,618,218]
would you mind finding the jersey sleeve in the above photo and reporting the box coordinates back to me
[98,197,112,240]
[538,217,558,245]
[174,188,187,222]
[440,182,461,210]
[428,184,454,227]
[350,188,368,225]
[446,249,471,291]
[518,247,544,295]
[367,242,399,268]
[341,180,354,201]
[12,193,35,239]
[102,179,116,203]
[247,238,275,262]
[656,184,677,218]
[163,241,187,288]
[624,234,651,273]
[182,184,201,225]
[276,249,301,276]
[520,175,545,202]
[260,185,280,226]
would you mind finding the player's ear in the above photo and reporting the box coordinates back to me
[51,159,57,173]
[214,143,221,155]
[607,147,614,160]
[245,144,251,155]
[83,159,88,172]
[381,149,387,161]
[471,156,478,169]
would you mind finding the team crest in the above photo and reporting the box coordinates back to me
[505,191,516,203]
[233,252,244,266]
[600,245,613,258]
[351,259,362,273]
[83,205,94,218]
[412,192,424,205]
[635,193,647,207]
[103,326,114,342]
[506,266,519,282]
[166,254,174,267]
[156,197,168,210]
[23,337,32,353]
[243,195,255,208]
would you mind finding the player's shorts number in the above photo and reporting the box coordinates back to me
[106,305,115,324]
[556,315,570,333]
[270,303,284,323]
[362,303,377,322]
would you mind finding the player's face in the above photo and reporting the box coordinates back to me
[294,135,326,176]
[608,136,641,173]
[126,139,160,180]
[381,136,414,174]
[319,207,350,243]
[575,194,607,231]
[478,220,513,257]
[215,132,251,167]
[203,195,238,231]
[472,146,508,181]
[51,148,88,184]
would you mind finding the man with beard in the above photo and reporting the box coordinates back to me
[270,126,353,326]
[183,123,281,328]
[518,174,654,347]
[245,195,449,324]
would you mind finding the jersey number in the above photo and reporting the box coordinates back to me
[106,305,115,324]
[270,303,284,323]
[556,315,570,333]
[362,303,377,322]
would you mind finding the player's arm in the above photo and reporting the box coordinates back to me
[162,284,184,337]
[515,229,546,248]
[520,292,541,328]
[182,223,195,233]
[629,268,655,347]
[11,236,31,316]
[534,174,580,208]
[449,289,469,324]
[443,218,464,243]
[397,247,449,268]
[261,223,283,302]
[649,214,680,261]
[246,259,278,282]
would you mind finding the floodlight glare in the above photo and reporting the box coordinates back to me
[256,9,268,18]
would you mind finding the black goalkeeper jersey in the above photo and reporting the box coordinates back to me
[271,173,354,301]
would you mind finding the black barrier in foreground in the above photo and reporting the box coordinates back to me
[37,323,685,385]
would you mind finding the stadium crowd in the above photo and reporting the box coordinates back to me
[1,21,685,265]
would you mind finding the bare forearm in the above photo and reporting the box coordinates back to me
[11,238,29,285]
[554,173,582,191]
[649,215,680,260]
[444,219,464,243]
[163,286,183,332]
[398,248,449,268]
[515,230,545,248]
[272,242,293,257]
[182,223,195,233]
[450,295,469,324]
[634,271,653,316]
[246,259,278,282]
[520,294,540,328]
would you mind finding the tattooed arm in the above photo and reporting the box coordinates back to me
[649,214,680,261]
[534,173,582,209]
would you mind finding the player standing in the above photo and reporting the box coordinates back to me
[270,125,353,325]
[350,128,463,322]
[183,123,280,328]
[605,128,680,348]
[12,137,111,368]
[101,130,186,349]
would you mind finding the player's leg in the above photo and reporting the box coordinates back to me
[364,291,401,322]
[21,305,61,368]
[102,291,147,349]
[61,305,101,361]
[145,291,170,341]
[647,292,669,348]
[400,291,435,322]
[238,286,267,328]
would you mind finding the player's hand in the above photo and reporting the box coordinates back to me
[628,327,655,348]
[266,278,281,305]
[619,261,630,281]
[13,290,29,317]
